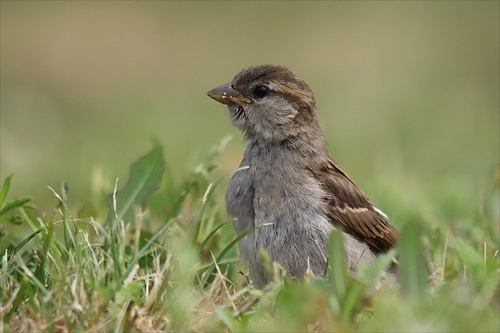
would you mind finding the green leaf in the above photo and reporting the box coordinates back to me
[215,307,244,332]
[329,228,347,300]
[106,145,165,223]
[6,215,24,225]
[398,218,429,298]
[356,248,398,291]
[0,174,14,208]
[0,198,31,217]
[327,229,373,325]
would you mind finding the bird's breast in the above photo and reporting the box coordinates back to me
[226,161,255,235]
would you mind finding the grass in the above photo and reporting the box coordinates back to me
[1,141,498,332]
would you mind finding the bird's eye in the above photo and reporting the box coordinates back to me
[253,85,269,99]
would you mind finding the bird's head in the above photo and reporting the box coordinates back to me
[207,65,319,143]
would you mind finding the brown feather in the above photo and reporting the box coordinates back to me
[309,159,399,253]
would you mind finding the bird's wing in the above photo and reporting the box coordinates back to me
[308,159,399,253]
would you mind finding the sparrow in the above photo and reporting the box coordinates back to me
[207,65,399,286]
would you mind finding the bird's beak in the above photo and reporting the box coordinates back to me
[207,83,252,106]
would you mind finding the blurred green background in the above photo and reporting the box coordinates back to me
[1,1,498,213]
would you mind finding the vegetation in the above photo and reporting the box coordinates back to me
[1,141,498,332]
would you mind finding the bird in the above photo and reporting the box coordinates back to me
[207,65,399,287]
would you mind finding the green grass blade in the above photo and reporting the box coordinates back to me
[0,198,31,217]
[398,218,429,298]
[199,222,229,250]
[13,228,45,255]
[200,223,271,287]
[329,228,347,300]
[116,216,178,287]
[0,174,14,208]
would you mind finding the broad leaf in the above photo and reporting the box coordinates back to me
[106,145,165,223]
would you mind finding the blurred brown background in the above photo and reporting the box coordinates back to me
[1,1,498,212]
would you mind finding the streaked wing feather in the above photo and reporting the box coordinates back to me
[309,159,399,253]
